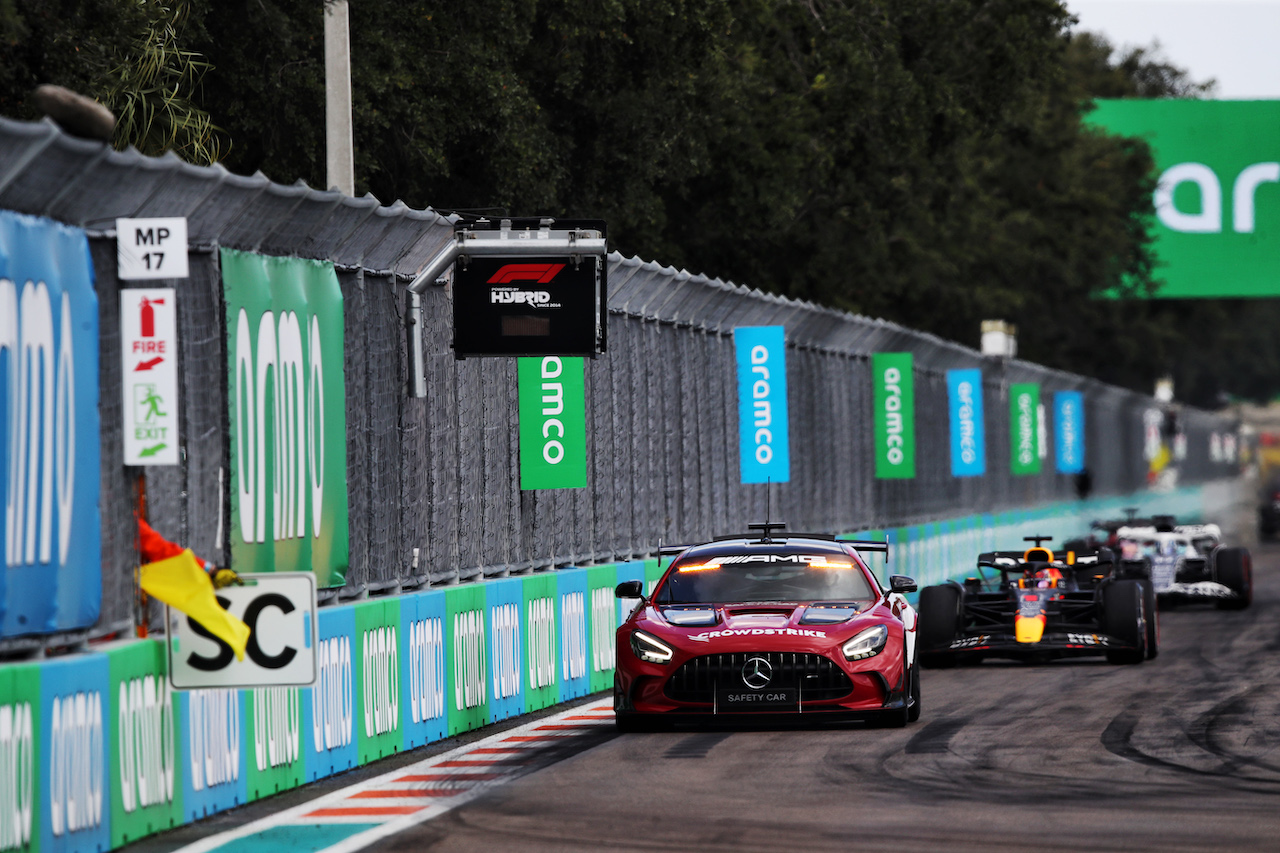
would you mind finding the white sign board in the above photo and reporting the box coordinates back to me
[168,573,318,690]
[121,288,180,465]
[117,217,189,280]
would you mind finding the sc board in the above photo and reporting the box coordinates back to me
[168,573,318,690]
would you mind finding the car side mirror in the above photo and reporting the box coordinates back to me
[615,580,644,599]
[889,575,917,594]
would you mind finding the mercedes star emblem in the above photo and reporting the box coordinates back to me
[741,656,773,689]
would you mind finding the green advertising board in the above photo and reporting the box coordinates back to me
[1010,383,1041,475]
[586,565,619,694]
[521,574,560,712]
[445,585,489,736]
[244,687,304,801]
[872,353,916,478]
[354,600,403,764]
[0,662,39,853]
[1088,99,1280,298]
[518,356,587,490]
[107,641,181,847]
[221,249,349,587]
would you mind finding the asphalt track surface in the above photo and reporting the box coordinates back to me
[374,545,1280,852]
[146,532,1280,853]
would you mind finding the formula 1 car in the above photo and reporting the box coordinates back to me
[917,537,1154,667]
[1062,509,1171,552]
[1113,521,1251,609]
[613,523,920,730]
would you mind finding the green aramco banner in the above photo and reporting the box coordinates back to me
[222,249,349,588]
[1009,383,1041,476]
[1088,99,1280,298]
[518,356,587,489]
[873,352,915,479]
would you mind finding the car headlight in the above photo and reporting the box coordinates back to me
[842,624,889,661]
[630,630,674,664]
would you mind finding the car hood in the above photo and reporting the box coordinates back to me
[634,600,890,649]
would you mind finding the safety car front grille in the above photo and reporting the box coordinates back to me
[664,652,853,703]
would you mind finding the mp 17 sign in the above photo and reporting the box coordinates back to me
[121,289,179,465]
[116,217,189,280]
[873,353,915,479]
[734,326,790,484]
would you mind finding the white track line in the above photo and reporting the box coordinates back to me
[170,698,615,853]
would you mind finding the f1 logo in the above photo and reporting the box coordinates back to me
[487,263,564,284]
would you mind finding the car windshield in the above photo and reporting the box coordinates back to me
[657,552,877,604]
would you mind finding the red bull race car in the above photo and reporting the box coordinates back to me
[917,537,1154,667]
[613,523,920,730]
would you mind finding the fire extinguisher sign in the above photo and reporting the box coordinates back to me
[121,288,180,465]
[117,216,189,280]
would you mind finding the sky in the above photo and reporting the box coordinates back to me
[1065,0,1280,99]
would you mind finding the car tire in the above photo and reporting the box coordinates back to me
[1103,580,1147,665]
[1214,547,1252,610]
[1141,579,1159,660]
[918,584,962,668]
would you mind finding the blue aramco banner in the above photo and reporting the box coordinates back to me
[0,210,101,637]
[1055,391,1086,474]
[734,326,790,483]
[946,369,986,477]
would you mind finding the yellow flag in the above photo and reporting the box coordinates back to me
[139,550,251,661]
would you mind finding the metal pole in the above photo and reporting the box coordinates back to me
[324,0,354,195]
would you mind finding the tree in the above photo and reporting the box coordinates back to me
[0,0,223,163]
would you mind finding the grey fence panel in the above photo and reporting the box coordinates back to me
[89,239,138,640]
[180,253,229,568]
[478,358,513,576]
[421,285,459,586]
[365,275,405,586]
[340,269,371,595]
[455,359,484,581]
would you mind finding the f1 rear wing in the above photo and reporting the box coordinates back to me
[846,539,889,562]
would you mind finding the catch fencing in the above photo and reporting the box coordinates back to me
[0,115,1240,653]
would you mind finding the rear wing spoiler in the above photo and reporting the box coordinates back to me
[977,547,1116,570]
[846,539,889,562]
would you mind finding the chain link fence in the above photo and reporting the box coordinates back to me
[0,117,1240,651]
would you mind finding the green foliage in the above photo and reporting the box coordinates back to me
[6,0,1265,404]
[0,0,223,163]
[1065,31,1217,100]
[104,1,225,163]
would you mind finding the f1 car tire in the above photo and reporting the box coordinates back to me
[1214,547,1253,610]
[918,584,962,669]
[1141,579,1159,660]
[1103,580,1147,665]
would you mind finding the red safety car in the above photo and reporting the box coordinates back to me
[612,523,920,730]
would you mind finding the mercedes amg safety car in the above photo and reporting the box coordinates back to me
[917,537,1154,667]
[613,523,920,730]
[1113,520,1251,609]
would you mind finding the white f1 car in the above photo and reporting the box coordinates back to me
[1114,522,1251,609]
